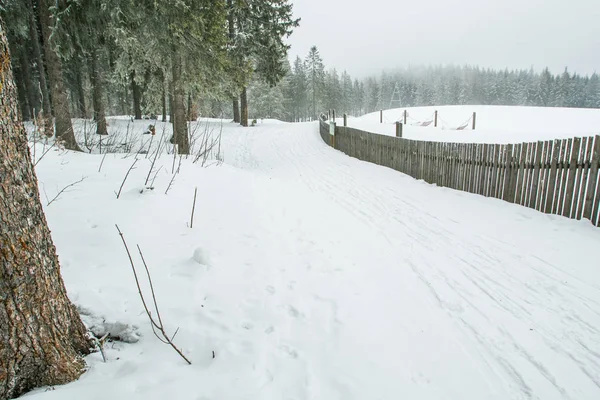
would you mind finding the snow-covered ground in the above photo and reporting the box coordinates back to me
[346,105,600,143]
[24,114,600,399]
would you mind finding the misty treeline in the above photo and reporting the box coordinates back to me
[245,47,600,122]
[1,0,298,153]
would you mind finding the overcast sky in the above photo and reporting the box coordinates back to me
[286,0,600,77]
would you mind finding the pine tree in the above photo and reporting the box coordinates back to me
[305,46,325,119]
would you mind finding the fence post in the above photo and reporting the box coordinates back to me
[404,110,407,124]
[332,109,336,122]
[395,122,403,138]
[343,113,347,127]
[380,110,383,123]
[472,112,477,130]
[434,110,438,127]
[330,121,336,148]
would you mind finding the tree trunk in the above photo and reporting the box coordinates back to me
[38,0,80,149]
[10,48,31,121]
[29,0,52,135]
[161,73,166,122]
[0,22,90,400]
[168,86,174,124]
[240,87,248,127]
[89,48,107,135]
[74,56,87,118]
[187,92,192,121]
[232,97,240,123]
[131,71,142,119]
[172,47,189,154]
[16,40,36,120]
[227,1,241,124]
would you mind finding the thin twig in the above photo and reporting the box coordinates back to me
[46,176,87,206]
[115,225,162,331]
[115,225,192,365]
[116,158,139,199]
[145,130,166,186]
[33,140,57,167]
[190,187,198,228]
[137,245,165,329]
[98,152,108,173]
[149,165,163,188]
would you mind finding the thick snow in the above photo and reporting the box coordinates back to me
[345,105,600,143]
[23,111,600,400]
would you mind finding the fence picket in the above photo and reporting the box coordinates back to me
[574,137,589,219]
[583,136,600,223]
[529,141,543,209]
[538,141,551,212]
[563,138,581,218]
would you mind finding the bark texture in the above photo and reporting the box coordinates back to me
[38,0,80,150]
[0,23,90,400]
[240,86,248,127]
[232,97,240,123]
[28,0,53,136]
[131,71,142,119]
[172,48,189,154]
[89,48,107,135]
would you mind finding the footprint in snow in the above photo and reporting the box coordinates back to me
[279,344,298,359]
[265,285,276,295]
[287,306,303,319]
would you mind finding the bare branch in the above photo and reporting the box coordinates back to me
[46,176,87,206]
[98,152,108,173]
[115,225,192,365]
[116,158,139,199]
[190,187,198,228]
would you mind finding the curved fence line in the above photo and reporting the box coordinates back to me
[318,118,600,227]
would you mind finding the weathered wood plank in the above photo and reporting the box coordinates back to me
[496,145,506,199]
[556,139,572,215]
[583,136,600,223]
[506,144,518,203]
[477,144,486,195]
[563,137,581,218]
[538,141,551,212]
[492,144,502,199]
[458,144,466,191]
[520,142,532,205]
[544,140,560,214]
[515,143,526,205]
[529,141,543,209]
[502,144,513,202]
[427,141,433,183]
[525,142,536,206]
[551,139,566,214]
[574,137,590,220]
[474,143,482,194]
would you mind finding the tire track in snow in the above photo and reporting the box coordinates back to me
[221,121,600,399]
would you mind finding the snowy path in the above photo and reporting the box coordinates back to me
[221,121,600,399]
[31,120,600,400]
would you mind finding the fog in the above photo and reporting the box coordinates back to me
[287,0,600,77]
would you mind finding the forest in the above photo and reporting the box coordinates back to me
[3,0,599,142]
[1,0,299,153]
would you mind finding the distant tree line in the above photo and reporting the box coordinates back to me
[245,46,600,122]
[1,0,298,152]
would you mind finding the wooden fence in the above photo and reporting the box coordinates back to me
[319,119,600,227]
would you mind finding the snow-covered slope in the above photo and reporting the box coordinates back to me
[347,105,600,143]
[26,118,600,400]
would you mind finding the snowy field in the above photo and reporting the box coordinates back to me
[24,112,600,400]
[345,105,600,143]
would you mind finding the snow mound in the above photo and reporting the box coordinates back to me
[192,247,211,266]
